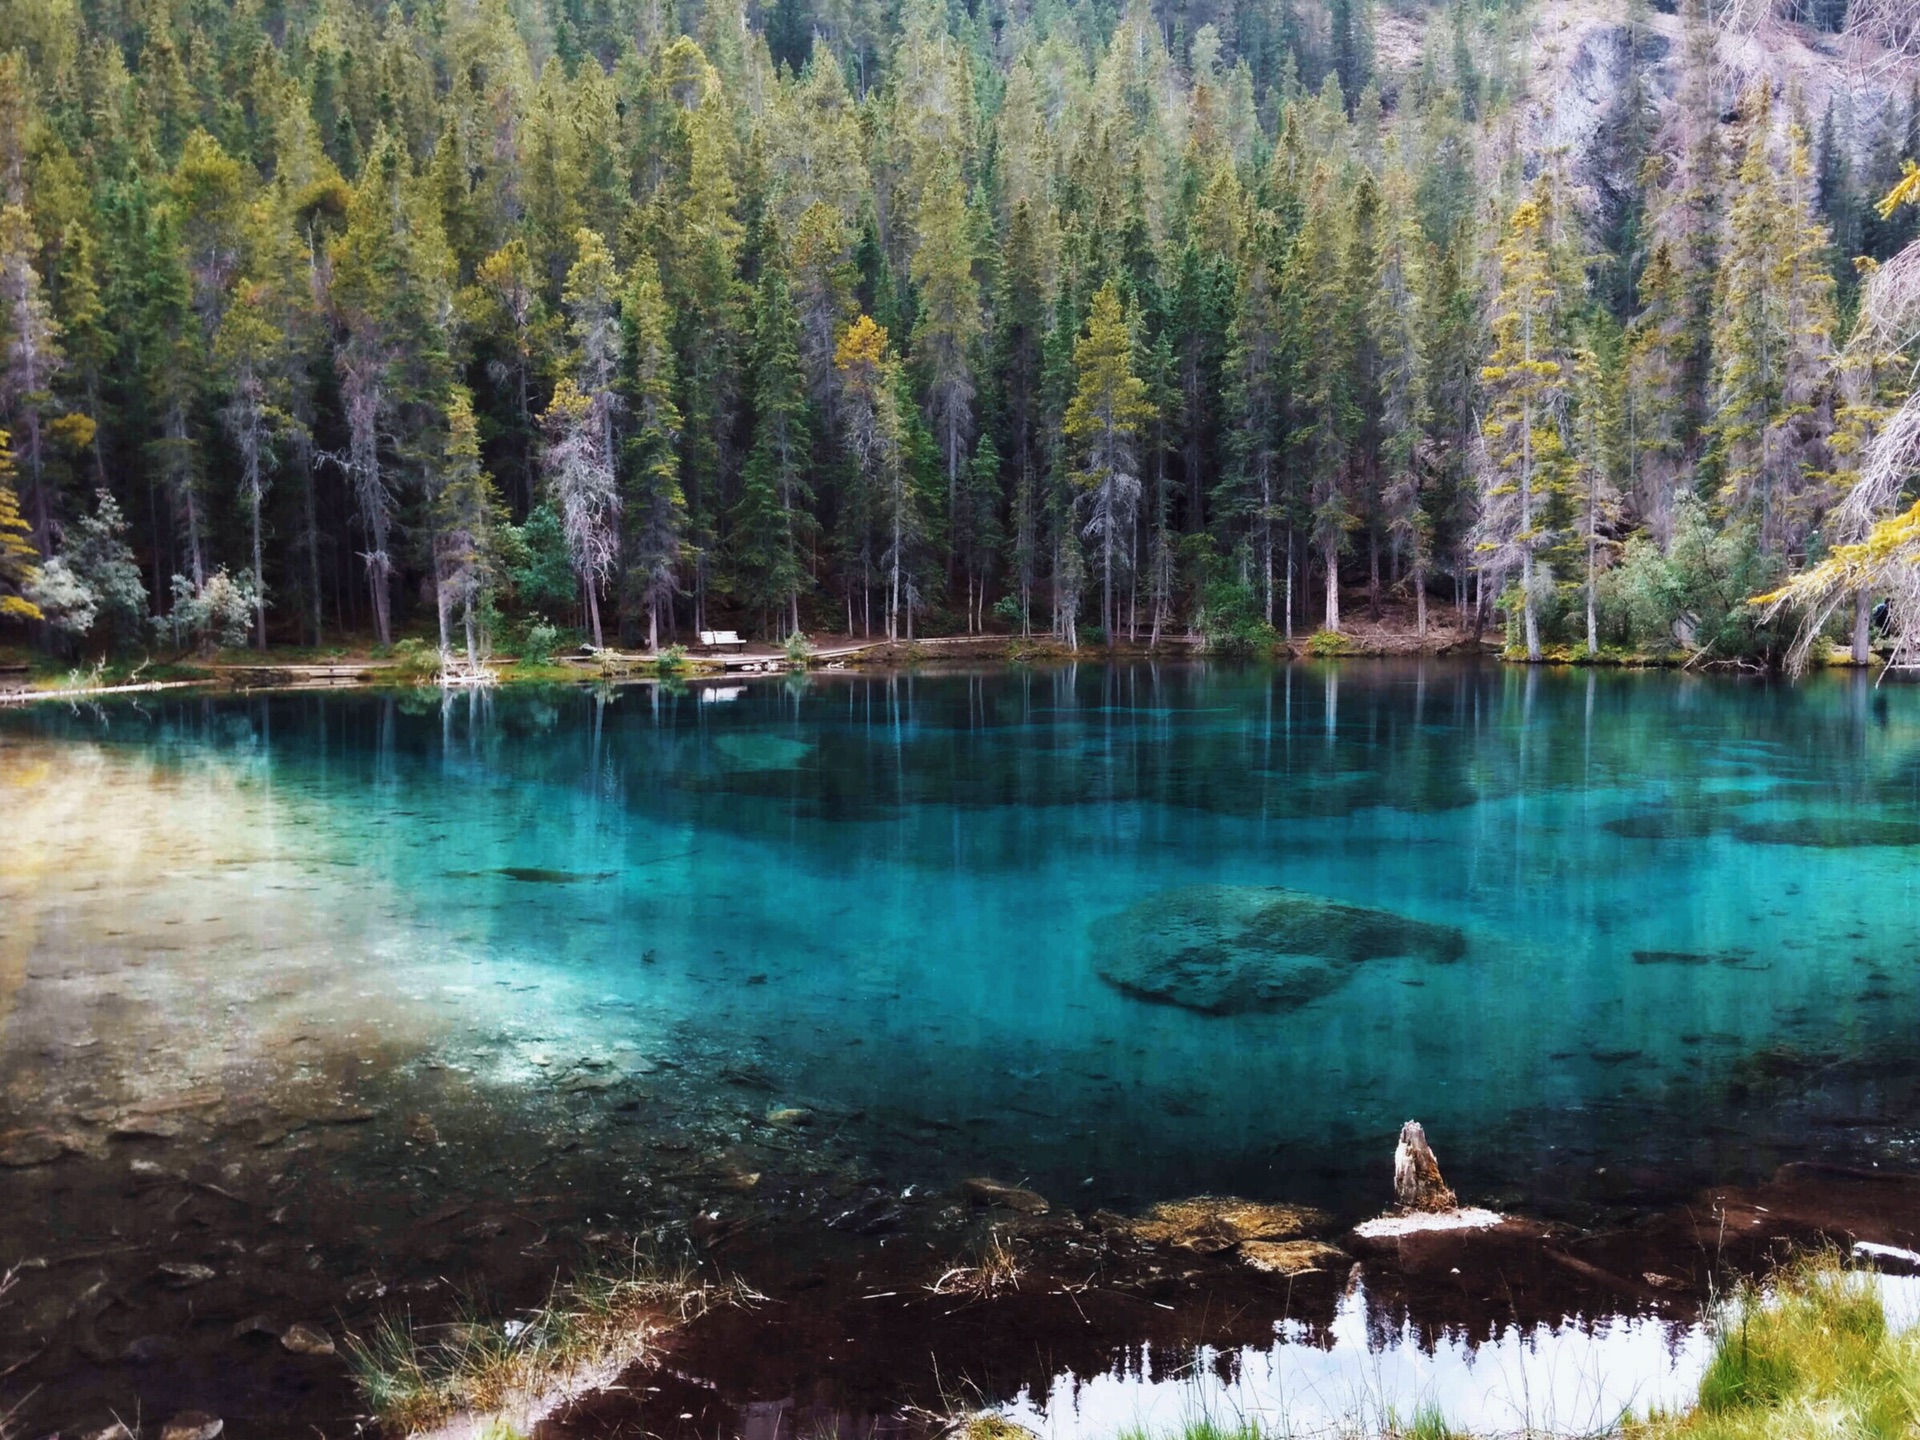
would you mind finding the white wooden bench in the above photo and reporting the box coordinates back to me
[697,629,747,652]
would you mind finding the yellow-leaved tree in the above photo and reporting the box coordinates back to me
[1762,162,1920,673]
[0,429,42,622]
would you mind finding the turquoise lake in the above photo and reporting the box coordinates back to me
[5,661,1917,1219]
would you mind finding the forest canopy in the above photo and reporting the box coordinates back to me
[0,0,1916,662]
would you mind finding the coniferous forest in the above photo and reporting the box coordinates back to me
[0,0,1916,664]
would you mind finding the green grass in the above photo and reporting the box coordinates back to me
[1634,1255,1920,1440]
[995,1257,1919,1440]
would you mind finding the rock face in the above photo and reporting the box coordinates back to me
[1393,1121,1458,1214]
[1091,886,1466,1016]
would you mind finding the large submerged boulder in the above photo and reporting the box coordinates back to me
[1091,885,1466,1015]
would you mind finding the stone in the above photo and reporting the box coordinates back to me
[1091,886,1467,1016]
[1393,1121,1458,1213]
[765,1106,814,1128]
[0,1127,86,1167]
[123,1334,178,1364]
[281,1322,336,1356]
[84,1425,137,1440]
[157,1262,216,1286]
[1124,1197,1328,1253]
[111,1115,184,1139]
[959,1178,1050,1215]
[1238,1239,1349,1276]
[160,1413,224,1440]
[231,1313,278,1339]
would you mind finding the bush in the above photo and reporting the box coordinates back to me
[1306,628,1345,657]
[655,643,686,674]
[1202,574,1278,656]
[389,637,437,679]
[519,620,561,665]
[1592,498,1787,662]
[160,568,260,654]
[783,631,812,667]
[992,593,1025,627]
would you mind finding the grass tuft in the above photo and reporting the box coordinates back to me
[345,1247,737,1435]
[1633,1253,1920,1440]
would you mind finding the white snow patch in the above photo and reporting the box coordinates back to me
[1352,1207,1508,1239]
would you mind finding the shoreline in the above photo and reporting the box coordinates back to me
[3,631,1897,706]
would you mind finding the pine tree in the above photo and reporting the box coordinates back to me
[542,377,619,649]
[734,261,814,635]
[835,313,917,640]
[433,387,498,668]
[1710,86,1836,554]
[909,160,981,549]
[1478,194,1570,662]
[0,202,63,555]
[213,270,291,646]
[1064,282,1154,642]
[622,255,685,652]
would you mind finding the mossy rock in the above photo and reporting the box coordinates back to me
[1091,884,1466,1016]
[1125,1196,1329,1253]
[1239,1238,1348,1276]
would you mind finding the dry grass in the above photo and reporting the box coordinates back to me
[344,1247,740,1436]
[931,1227,1024,1298]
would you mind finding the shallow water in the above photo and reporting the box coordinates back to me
[1005,1273,1920,1440]
[3,662,1920,1429]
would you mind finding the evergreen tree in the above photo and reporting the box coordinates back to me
[621,255,685,651]
[734,261,814,635]
[1064,281,1154,642]
[1478,194,1569,662]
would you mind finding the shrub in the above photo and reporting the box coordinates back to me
[1306,628,1345,657]
[783,631,812,667]
[160,568,260,654]
[519,620,561,665]
[389,637,437,679]
[655,643,686,674]
[1202,574,1278,656]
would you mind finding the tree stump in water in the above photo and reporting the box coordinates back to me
[1393,1120,1457,1213]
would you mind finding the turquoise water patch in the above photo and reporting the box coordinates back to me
[5,661,1919,1213]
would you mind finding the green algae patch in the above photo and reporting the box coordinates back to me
[1091,885,1466,1016]
[1731,816,1920,848]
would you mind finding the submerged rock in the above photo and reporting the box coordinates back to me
[160,1413,223,1440]
[1393,1120,1457,1213]
[1239,1238,1348,1275]
[281,1322,335,1356]
[1091,885,1466,1015]
[0,1127,86,1167]
[1124,1196,1328,1253]
[959,1177,1050,1215]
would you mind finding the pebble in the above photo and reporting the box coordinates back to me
[158,1261,216,1286]
[231,1313,278,1339]
[281,1321,336,1356]
[160,1413,224,1440]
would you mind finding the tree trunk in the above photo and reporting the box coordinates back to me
[1323,542,1340,632]
[1853,589,1871,665]
[584,576,604,650]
